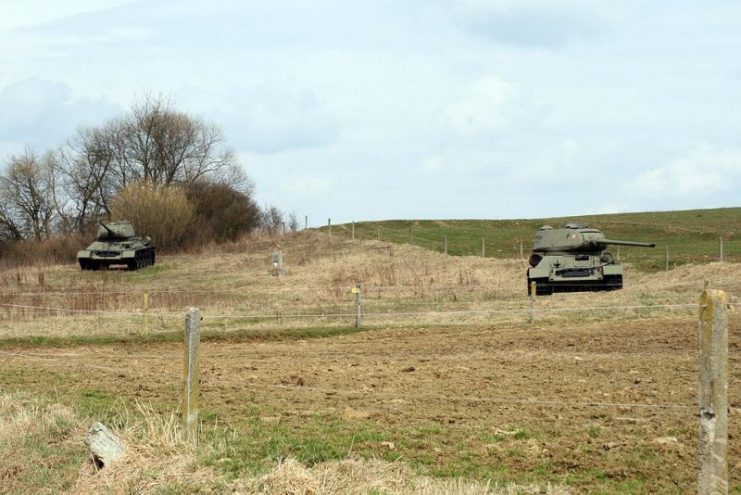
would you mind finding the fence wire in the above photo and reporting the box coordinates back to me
[0,300,713,322]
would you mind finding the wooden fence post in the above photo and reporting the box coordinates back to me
[719,237,724,262]
[328,218,331,238]
[353,285,362,328]
[698,289,728,494]
[352,221,355,240]
[529,281,537,323]
[142,291,149,332]
[519,241,523,260]
[665,245,669,271]
[481,237,486,257]
[304,215,308,230]
[183,308,201,446]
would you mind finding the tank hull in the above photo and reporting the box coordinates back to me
[77,220,156,271]
[527,254,623,295]
[78,246,155,270]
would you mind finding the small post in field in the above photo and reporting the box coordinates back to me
[352,221,355,240]
[352,285,362,328]
[719,236,724,262]
[304,215,308,230]
[698,289,728,494]
[409,227,413,245]
[481,237,486,257]
[665,245,669,271]
[444,235,448,256]
[519,241,524,260]
[182,308,201,446]
[142,290,150,332]
[271,248,283,277]
[529,281,537,323]
[328,218,331,238]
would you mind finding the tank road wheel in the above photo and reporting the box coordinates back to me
[127,257,138,271]
[79,259,89,270]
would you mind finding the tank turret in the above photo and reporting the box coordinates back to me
[527,223,654,295]
[77,220,155,270]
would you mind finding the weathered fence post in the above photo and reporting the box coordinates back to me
[719,237,724,262]
[183,308,201,446]
[304,215,308,230]
[481,237,486,257]
[698,289,728,494]
[529,281,537,323]
[142,290,150,332]
[328,218,332,238]
[665,245,669,271]
[352,221,355,240]
[352,285,362,328]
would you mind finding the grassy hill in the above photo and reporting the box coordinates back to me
[322,207,740,271]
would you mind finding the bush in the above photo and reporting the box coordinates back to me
[186,181,261,244]
[0,234,87,268]
[110,182,194,251]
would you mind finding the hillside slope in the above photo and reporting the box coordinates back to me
[325,207,740,270]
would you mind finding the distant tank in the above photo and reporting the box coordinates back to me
[527,223,655,295]
[77,220,155,270]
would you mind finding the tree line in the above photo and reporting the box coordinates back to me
[0,96,295,260]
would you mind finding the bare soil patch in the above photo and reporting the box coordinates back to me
[2,313,739,493]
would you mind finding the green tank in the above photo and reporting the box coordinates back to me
[527,223,655,295]
[77,220,155,270]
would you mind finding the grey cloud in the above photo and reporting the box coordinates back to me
[0,78,121,148]
[175,86,340,154]
[450,2,607,48]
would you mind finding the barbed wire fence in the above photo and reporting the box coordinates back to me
[0,282,736,490]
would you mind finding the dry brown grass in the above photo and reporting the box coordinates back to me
[0,392,570,495]
[241,457,571,495]
[0,232,738,341]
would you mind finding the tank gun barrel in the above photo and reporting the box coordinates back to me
[99,222,114,236]
[597,239,656,248]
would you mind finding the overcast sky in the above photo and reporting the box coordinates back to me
[1,0,739,225]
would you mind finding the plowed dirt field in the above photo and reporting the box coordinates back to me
[3,313,739,493]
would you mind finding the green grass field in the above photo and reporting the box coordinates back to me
[324,207,741,271]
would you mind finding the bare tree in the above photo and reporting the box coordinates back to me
[54,126,118,232]
[117,96,236,188]
[288,211,300,232]
[0,149,58,240]
[56,96,243,233]
[260,205,284,235]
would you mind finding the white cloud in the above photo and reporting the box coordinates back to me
[629,145,741,196]
[282,177,331,195]
[442,77,514,135]
[0,0,133,29]
[415,156,445,174]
